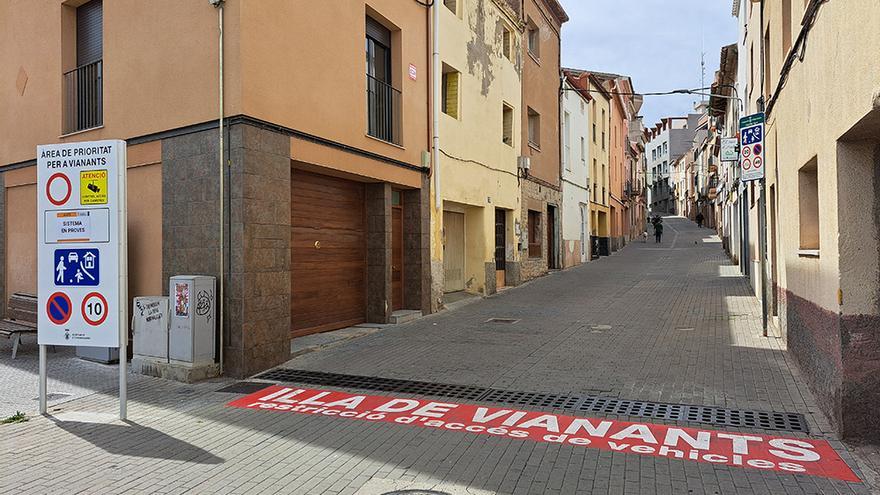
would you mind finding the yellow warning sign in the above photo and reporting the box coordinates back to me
[80,170,108,205]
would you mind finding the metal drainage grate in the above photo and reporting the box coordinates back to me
[254,368,809,433]
[216,381,277,394]
[485,318,520,324]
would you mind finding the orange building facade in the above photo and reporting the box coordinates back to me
[0,0,434,377]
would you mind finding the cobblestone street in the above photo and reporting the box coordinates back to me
[2,218,878,494]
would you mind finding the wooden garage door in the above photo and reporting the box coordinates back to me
[291,170,366,337]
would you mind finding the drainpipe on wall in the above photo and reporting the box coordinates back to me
[432,1,441,209]
[210,0,225,374]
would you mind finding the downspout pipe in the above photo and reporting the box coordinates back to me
[432,2,440,209]
[211,0,225,374]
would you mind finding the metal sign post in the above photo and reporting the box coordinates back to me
[739,113,768,337]
[37,140,128,419]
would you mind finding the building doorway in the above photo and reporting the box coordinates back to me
[443,211,465,292]
[580,204,588,262]
[547,204,558,269]
[494,209,506,289]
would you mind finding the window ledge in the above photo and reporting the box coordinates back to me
[365,134,405,150]
[798,249,820,258]
[528,52,541,65]
[60,125,104,139]
[528,142,541,152]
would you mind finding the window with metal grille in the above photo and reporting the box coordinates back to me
[63,0,103,134]
[366,16,401,144]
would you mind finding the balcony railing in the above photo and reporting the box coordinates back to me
[63,60,103,134]
[366,74,401,145]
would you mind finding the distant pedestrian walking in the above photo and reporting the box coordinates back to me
[696,212,704,228]
[654,222,663,243]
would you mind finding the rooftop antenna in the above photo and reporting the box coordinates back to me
[700,28,707,103]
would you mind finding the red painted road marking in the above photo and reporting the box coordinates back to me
[46,173,72,206]
[227,386,860,482]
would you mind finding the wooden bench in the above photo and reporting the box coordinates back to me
[0,293,38,359]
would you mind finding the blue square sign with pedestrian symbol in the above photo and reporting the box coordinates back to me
[54,249,99,286]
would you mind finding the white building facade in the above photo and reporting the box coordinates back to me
[560,77,591,267]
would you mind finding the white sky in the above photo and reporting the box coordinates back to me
[558,0,738,126]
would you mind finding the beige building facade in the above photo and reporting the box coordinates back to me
[738,0,880,441]
[432,0,524,299]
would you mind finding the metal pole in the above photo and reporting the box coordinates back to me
[214,0,225,375]
[120,144,129,421]
[120,323,127,419]
[39,345,47,415]
[760,179,768,336]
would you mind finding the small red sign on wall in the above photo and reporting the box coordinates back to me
[408,64,417,81]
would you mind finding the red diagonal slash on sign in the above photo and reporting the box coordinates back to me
[227,386,860,482]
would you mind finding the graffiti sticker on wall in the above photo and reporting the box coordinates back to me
[175,282,190,317]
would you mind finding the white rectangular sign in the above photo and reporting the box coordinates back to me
[739,113,765,182]
[37,140,126,347]
[720,137,739,162]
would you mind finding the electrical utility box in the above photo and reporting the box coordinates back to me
[169,276,216,366]
[132,296,170,361]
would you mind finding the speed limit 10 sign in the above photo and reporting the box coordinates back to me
[740,113,765,182]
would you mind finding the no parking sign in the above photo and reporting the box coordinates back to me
[740,113,765,182]
[37,140,126,347]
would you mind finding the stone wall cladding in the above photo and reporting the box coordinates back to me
[504,261,521,287]
[402,181,431,314]
[520,178,561,281]
[232,124,292,377]
[162,123,291,378]
[483,262,496,295]
[366,183,391,323]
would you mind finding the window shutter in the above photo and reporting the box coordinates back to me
[77,0,103,66]
[445,72,459,119]
[366,17,391,48]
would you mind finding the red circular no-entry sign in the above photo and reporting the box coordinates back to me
[46,173,72,206]
[81,292,108,326]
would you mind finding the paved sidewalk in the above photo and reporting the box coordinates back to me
[2,217,878,494]
[0,340,146,418]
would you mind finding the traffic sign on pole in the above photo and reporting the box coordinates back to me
[37,140,128,418]
[37,140,125,347]
[740,113,765,182]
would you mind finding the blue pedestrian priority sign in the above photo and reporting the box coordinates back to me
[53,249,99,286]
[739,113,765,182]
